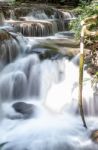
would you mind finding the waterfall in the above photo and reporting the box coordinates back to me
[0,50,98,150]
[0,54,65,100]
[0,30,27,68]
[7,19,65,37]
[1,5,98,150]
[4,6,76,37]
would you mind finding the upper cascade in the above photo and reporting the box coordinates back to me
[2,5,75,37]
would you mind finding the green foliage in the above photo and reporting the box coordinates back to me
[70,2,98,39]
[79,0,91,7]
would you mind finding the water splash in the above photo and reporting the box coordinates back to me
[0,52,98,150]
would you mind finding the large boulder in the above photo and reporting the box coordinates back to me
[0,29,11,41]
[12,102,36,118]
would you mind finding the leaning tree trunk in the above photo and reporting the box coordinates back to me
[79,15,98,128]
[79,25,87,128]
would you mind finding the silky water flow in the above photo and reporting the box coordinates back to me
[0,5,98,150]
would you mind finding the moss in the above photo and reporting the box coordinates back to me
[0,29,11,41]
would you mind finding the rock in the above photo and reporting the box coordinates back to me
[27,39,80,59]
[59,47,79,59]
[87,68,95,75]
[12,102,36,118]
[91,130,98,143]
[32,48,63,60]
[52,38,79,48]
[87,66,97,75]
[0,29,11,41]
[14,7,31,19]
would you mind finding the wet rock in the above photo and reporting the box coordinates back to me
[0,29,11,41]
[27,43,64,60]
[32,48,59,59]
[14,7,32,19]
[53,38,79,48]
[12,102,36,118]
[91,130,98,143]
[59,47,79,59]
[87,66,97,75]
[27,39,80,59]
[87,68,95,75]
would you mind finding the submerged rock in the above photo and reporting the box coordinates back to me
[12,102,36,118]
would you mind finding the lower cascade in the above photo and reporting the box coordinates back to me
[0,3,98,150]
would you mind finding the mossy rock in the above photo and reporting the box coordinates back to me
[26,41,64,60]
[0,29,11,41]
[28,40,80,60]
[14,7,31,19]
[59,47,79,59]
[91,130,98,143]
[39,40,80,58]
[53,38,80,48]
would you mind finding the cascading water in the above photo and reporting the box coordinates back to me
[0,3,98,150]
[4,6,75,37]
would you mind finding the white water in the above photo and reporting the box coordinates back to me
[0,6,98,150]
[0,52,98,150]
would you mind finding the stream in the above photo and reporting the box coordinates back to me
[0,3,98,150]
